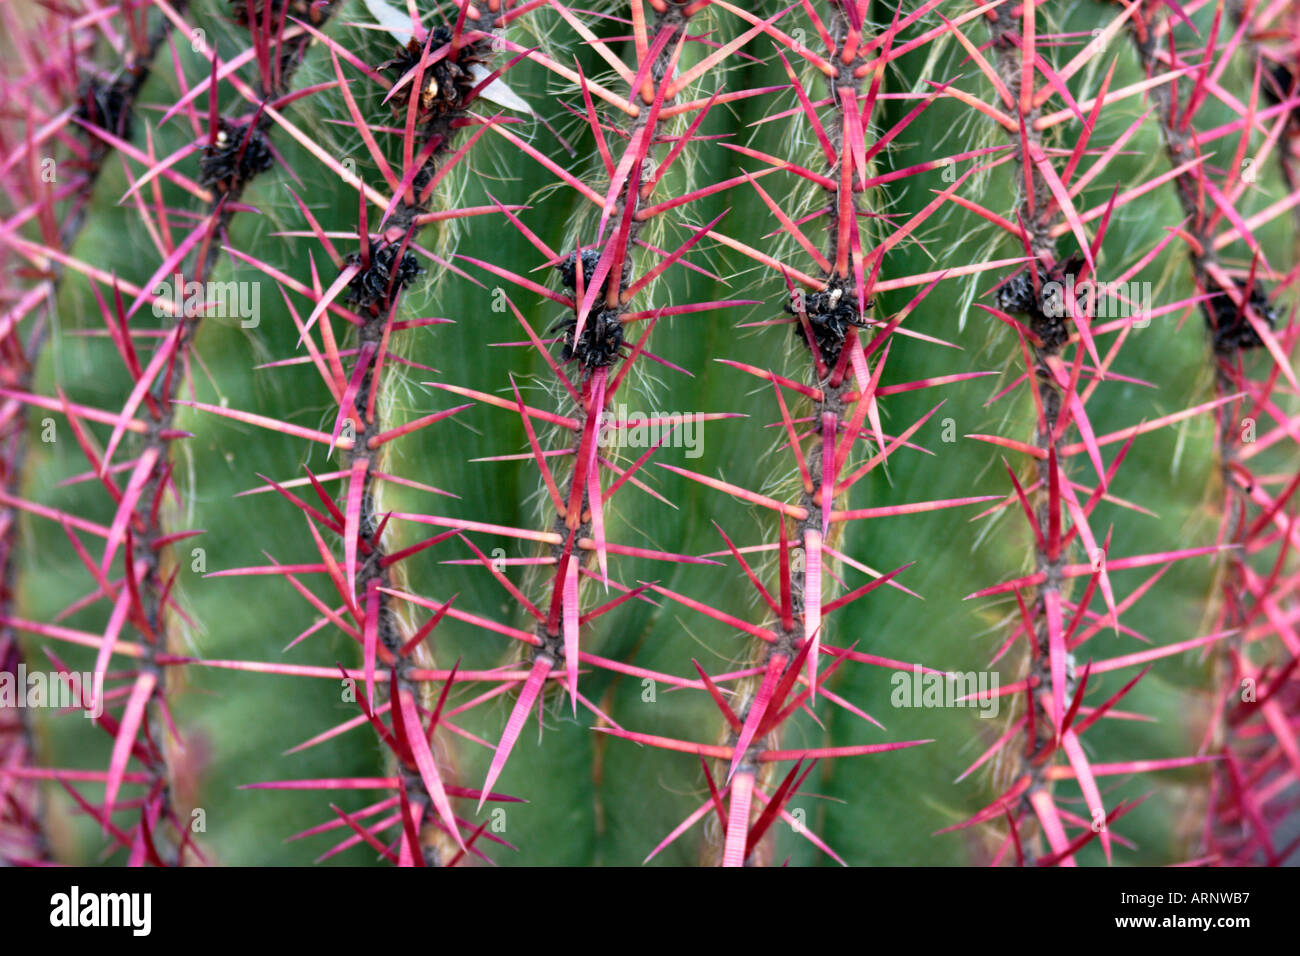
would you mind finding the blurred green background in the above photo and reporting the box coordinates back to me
[14,0,1296,864]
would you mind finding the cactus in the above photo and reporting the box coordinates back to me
[0,0,1297,868]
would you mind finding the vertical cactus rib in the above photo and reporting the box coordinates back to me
[410,0,769,827]
[324,3,513,863]
[949,0,1242,864]
[1120,0,1300,865]
[609,1,1012,865]
[118,0,349,866]
[181,1,542,863]
[0,0,348,865]
[0,0,183,864]
[982,0,1078,867]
